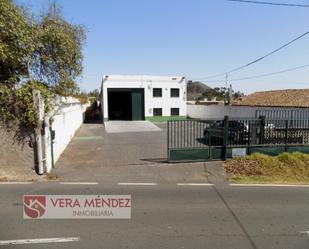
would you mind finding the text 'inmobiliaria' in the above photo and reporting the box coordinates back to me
[23,195,131,219]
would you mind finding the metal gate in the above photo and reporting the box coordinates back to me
[167,119,226,161]
[167,117,309,162]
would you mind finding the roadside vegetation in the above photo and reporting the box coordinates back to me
[224,152,309,184]
[0,0,86,132]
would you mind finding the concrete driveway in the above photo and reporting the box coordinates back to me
[105,121,161,133]
[53,123,209,182]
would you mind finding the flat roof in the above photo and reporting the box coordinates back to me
[103,75,185,82]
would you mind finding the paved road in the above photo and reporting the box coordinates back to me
[1,182,309,249]
[53,123,208,183]
[2,124,309,248]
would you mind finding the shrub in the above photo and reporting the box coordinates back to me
[224,152,309,183]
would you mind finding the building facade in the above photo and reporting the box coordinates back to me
[101,75,187,121]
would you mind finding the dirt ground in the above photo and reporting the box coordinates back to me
[0,126,38,181]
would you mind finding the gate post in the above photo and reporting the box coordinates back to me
[259,115,265,145]
[223,115,229,160]
[167,120,170,162]
[284,119,289,152]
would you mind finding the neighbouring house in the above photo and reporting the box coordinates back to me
[187,88,309,120]
[187,97,224,106]
[197,96,225,105]
[232,89,309,119]
[233,89,309,108]
[101,75,187,121]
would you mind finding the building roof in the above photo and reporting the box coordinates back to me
[102,75,185,83]
[233,89,309,108]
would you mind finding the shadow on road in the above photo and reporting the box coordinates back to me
[139,158,168,164]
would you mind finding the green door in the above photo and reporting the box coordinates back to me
[131,89,144,120]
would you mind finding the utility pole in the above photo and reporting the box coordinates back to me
[228,84,233,105]
[224,73,228,105]
[194,83,196,101]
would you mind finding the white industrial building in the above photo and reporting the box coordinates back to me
[101,75,187,121]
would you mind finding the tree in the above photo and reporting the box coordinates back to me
[0,0,86,129]
[200,87,226,101]
[88,89,99,98]
[30,2,86,95]
[199,87,244,102]
[233,90,244,100]
[0,0,34,84]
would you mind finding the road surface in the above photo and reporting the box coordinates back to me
[1,182,309,249]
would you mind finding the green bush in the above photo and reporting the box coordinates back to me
[0,81,52,128]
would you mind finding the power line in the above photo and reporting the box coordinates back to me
[199,30,309,80]
[248,80,309,85]
[204,63,309,83]
[227,0,309,7]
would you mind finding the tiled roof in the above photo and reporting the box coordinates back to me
[233,89,309,108]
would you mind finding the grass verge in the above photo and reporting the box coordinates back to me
[145,116,187,123]
[224,152,309,184]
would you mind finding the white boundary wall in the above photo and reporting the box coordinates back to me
[187,104,256,119]
[52,104,86,163]
[187,104,309,120]
[44,97,88,173]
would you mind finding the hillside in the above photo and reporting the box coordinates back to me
[187,81,211,100]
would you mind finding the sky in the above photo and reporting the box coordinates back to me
[17,0,309,94]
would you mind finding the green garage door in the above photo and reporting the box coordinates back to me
[131,89,144,120]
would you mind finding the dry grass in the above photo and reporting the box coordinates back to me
[224,152,309,184]
[0,176,8,182]
[44,174,59,181]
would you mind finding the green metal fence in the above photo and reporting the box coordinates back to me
[167,116,309,162]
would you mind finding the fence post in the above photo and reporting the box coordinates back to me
[259,115,265,145]
[167,120,170,162]
[33,89,44,175]
[223,115,229,160]
[247,120,251,155]
[284,119,289,152]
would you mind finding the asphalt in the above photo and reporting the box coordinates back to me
[1,183,309,249]
[53,123,209,183]
[2,123,309,248]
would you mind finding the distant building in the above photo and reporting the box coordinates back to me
[233,89,309,108]
[196,97,225,105]
[101,75,187,121]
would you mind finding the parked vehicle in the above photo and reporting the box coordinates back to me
[203,120,249,145]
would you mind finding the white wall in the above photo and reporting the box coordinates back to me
[187,104,256,119]
[52,105,85,162]
[102,75,186,120]
[44,99,88,173]
[187,104,309,120]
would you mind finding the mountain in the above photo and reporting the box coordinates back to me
[186,81,211,100]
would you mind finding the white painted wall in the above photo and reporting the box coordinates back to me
[187,104,257,119]
[187,104,309,120]
[52,105,85,162]
[102,75,187,119]
[44,97,88,173]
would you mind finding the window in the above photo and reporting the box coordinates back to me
[171,108,179,116]
[153,108,162,116]
[153,88,162,97]
[170,88,179,97]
